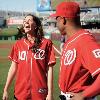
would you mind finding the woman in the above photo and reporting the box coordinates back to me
[2,14,56,100]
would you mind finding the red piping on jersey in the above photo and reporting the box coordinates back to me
[8,56,18,63]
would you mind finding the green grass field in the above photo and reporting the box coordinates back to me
[0,40,100,100]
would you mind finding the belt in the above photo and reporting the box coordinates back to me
[59,91,73,100]
[59,91,97,100]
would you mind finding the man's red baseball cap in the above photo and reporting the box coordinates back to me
[50,2,80,18]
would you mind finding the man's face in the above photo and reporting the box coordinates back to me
[56,16,65,35]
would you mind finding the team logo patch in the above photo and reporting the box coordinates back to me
[92,49,100,58]
[34,49,45,60]
[64,48,76,65]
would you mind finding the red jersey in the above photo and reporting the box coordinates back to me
[59,29,100,93]
[9,38,56,100]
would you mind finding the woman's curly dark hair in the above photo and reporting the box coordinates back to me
[17,14,44,53]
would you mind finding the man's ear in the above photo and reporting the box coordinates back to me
[63,18,67,25]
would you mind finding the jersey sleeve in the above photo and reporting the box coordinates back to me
[8,43,18,63]
[80,35,100,77]
[47,41,56,66]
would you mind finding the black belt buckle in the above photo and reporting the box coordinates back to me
[59,95,66,100]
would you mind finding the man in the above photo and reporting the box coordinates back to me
[51,2,100,100]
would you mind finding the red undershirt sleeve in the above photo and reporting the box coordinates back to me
[83,74,100,98]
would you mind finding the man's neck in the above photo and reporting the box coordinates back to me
[65,26,82,38]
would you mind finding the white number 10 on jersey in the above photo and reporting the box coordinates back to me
[19,51,26,60]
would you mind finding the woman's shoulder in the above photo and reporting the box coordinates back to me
[14,38,25,45]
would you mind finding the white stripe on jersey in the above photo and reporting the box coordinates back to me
[92,68,100,76]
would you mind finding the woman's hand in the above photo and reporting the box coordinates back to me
[46,92,53,100]
[2,90,8,100]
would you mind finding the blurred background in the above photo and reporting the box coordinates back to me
[0,0,100,40]
[0,0,100,100]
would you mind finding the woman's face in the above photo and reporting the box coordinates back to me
[23,15,36,34]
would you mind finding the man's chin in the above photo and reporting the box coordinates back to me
[61,31,66,35]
